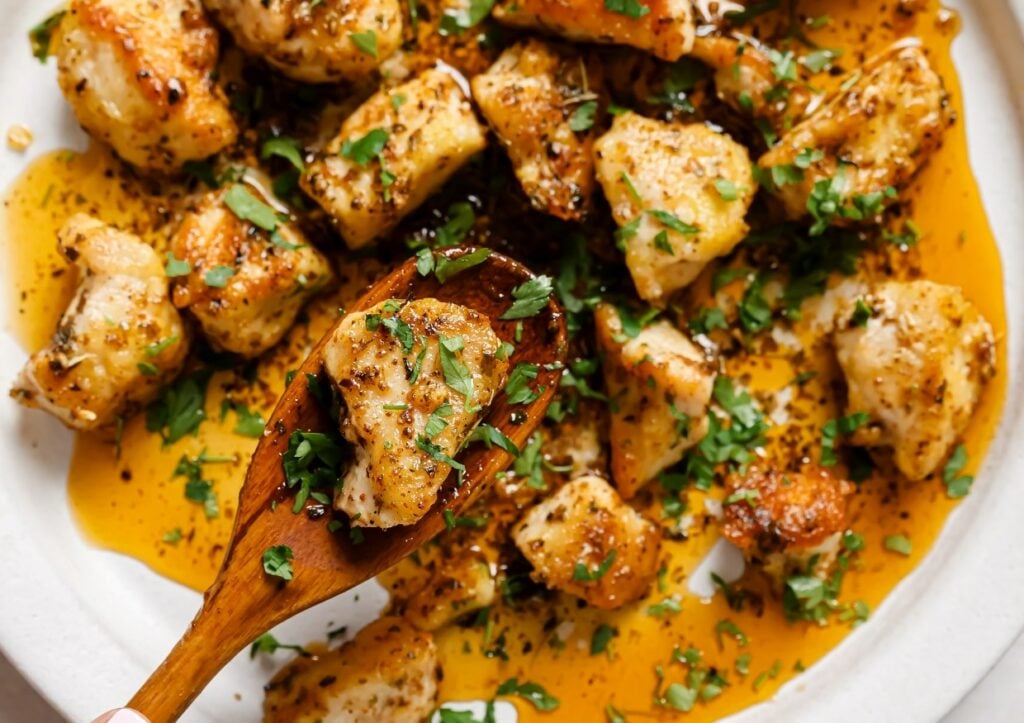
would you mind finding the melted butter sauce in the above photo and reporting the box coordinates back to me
[0,0,1008,719]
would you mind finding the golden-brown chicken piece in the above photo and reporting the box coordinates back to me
[512,475,661,609]
[471,40,602,221]
[169,185,333,357]
[11,215,189,430]
[758,45,951,225]
[203,0,403,83]
[302,69,488,250]
[323,299,510,528]
[54,0,237,172]
[594,113,755,304]
[722,466,854,584]
[833,280,995,481]
[263,617,440,723]
[493,0,694,61]
[689,35,812,131]
[381,550,496,631]
[595,303,716,498]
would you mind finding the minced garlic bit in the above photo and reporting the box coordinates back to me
[6,124,34,151]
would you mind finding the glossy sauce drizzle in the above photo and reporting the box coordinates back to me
[0,0,1007,719]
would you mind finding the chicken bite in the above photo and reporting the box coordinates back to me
[471,39,602,221]
[689,35,812,131]
[594,303,716,498]
[512,475,661,609]
[594,113,755,304]
[833,280,995,480]
[11,215,189,430]
[302,69,488,250]
[493,0,694,61]
[54,0,237,172]
[169,185,333,357]
[722,466,854,584]
[757,45,951,226]
[381,550,496,631]
[263,616,439,723]
[323,298,510,528]
[202,0,403,83]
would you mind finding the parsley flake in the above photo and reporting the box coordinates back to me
[262,545,295,581]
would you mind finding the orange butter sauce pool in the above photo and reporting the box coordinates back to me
[0,1,1007,719]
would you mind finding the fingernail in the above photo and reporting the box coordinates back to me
[106,709,150,723]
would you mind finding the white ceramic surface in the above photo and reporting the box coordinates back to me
[0,1,1022,721]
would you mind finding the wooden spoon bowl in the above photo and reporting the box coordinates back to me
[128,246,568,722]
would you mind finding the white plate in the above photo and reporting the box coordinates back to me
[1,1,1023,721]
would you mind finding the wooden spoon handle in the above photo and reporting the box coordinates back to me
[126,586,268,723]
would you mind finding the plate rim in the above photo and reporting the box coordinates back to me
[0,1,1023,721]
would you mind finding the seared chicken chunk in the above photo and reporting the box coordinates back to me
[595,304,716,498]
[690,35,812,130]
[471,40,602,221]
[833,280,995,480]
[323,299,509,527]
[203,0,403,83]
[55,0,237,172]
[302,69,488,249]
[594,113,755,304]
[263,617,439,723]
[11,215,189,430]
[170,185,333,357]
[512,475,660,609]
[722,466,854,584]
[493,0,694,61]
[758,45,950,224]
[382,551,496,631]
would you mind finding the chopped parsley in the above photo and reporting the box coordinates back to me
[647,596,682,617]
[942,444,974,498]
[569,100,598,132]
[442,509,489,531]
[439,335,476,408]
[341,128,389,166]
[505,363,541,404]
[439,0,496,33]
[820,412,869,466]
[282,430,344,513]
[714,178,741,201]
[500,275,554,320]
[29,11,65,62]
[495,678,560,711]
[434,247,492,284]
[262,545,295,581]
[204,265,237,288]
[590,624,616,655]
[164,252,191,278]
[572,549,616,582]
[884,534,912,556]
[604,0,650,19]
[224,184,280,231]
[260,137,305,171]
[647,209,698,235]
[467,424,519,456]
[174,450,231,519]
[416,436,466,474]
[147,370,211,445]
[145,335,179,357]
[851,299,874,327]
[348,30,378,58]
[230,403,265,438]
[249,633,308,659]
[424,403,454,438]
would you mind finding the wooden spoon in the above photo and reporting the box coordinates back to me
[127,246,568,722]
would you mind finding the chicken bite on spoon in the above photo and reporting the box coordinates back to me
[323,298,510,528]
